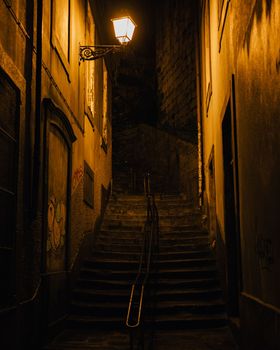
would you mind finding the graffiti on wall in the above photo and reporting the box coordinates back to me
[256,235,274,270]
[72,165,84,194]
[47,194,66,252]
[46,125,69,271]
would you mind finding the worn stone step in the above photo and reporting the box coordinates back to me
[66,315,124,330]
[94,243,142,253]
[106,207,201,216]
[103,213,202,222]
[94,242,210,253]
[79,266,218,281]
[158,224,203,232]
[44,330,130,350]
[109,194,188,202]
[76,277,220,291]
[66,313,227,330]
[70,299,225,318]
[153,313,227,329]
[108,201,193,208]
[95,236,209,249]
[101,224,143,231]
[83,257,216,271]
[72,286,222,304]
[92,249,212,261]
[102,218,202,228]
[98,229,207,238]
[98,228,207,237]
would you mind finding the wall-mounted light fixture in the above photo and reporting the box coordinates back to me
[80,16,136,61]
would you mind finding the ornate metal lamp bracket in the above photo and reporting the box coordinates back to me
[79,45,122,61]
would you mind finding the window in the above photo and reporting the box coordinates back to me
[102,62,108,150]
[51,0,70,76]
[203,0,212,114]
[218,0,230,51]
[83,161,94,208]
[86,4,95,127]
[0,69,19,306]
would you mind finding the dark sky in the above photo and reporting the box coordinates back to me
[99,0,157,127]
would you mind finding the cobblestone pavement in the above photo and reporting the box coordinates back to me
[46,327,238,350]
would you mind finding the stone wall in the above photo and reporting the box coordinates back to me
[113,124,198,205]
[156,0,198,144]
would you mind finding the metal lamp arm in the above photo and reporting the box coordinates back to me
[79,45,122,61]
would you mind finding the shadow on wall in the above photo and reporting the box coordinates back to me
[244,0,273,55]
[113,124,199,204]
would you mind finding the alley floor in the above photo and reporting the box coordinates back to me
[46,327,238,349]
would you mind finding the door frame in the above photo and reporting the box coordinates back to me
[221,75,242,317]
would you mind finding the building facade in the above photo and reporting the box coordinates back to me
[0,1,112,348]
[198,0,280,349]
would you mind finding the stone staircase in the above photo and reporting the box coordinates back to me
[45,194,227,349]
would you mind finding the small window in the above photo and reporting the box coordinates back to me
[83,161,94,208]
[218,0,230,51]
[204,0,212,114]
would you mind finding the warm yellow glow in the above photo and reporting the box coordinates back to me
[111,16,136,45]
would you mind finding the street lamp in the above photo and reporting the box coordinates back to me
[80,16,136,61]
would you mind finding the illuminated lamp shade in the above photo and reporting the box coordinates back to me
[111,16,136,45]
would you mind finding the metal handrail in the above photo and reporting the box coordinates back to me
[126,173,159,329]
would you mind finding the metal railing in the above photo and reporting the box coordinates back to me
[126,173,159,348]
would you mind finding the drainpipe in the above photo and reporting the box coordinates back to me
[194,1,205,208]
[32,0,43,220]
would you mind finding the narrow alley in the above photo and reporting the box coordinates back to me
[0,1,279,349]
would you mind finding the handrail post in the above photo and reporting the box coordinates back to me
[126,172,159,350]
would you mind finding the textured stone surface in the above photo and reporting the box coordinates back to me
[45,328,237,350]
[155,0,198,143]
[45,194,236,349]
[113,124,198,203]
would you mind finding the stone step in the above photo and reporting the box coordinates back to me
[107,202,197,210]
[95,242,210,253]
[76,277,220,291]
[44,330,130,350]
[103,211,202,219]
[101,224,143,231]
[110,194,187,202]
[99,228,207,237]
[95,236,209,247]
[83,257,216,270]
[66,315,124,330]
[79,266,218,281]
[102,217,202,227]
[60,192,227,339]
[72,287,222,304]
[108,195,195,203]
[66,313,227,330]
[92,249,212,261]
[106,207,201,216]
[70,299,225,317]
[153,314,227,329]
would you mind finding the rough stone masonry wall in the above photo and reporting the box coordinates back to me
[156,0,198,144]
[113,124,198,205]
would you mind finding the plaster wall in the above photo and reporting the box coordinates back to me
[0,0,112,347]
[40,0,112,333]
[0,1,39,348]
[200,1,280,348]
